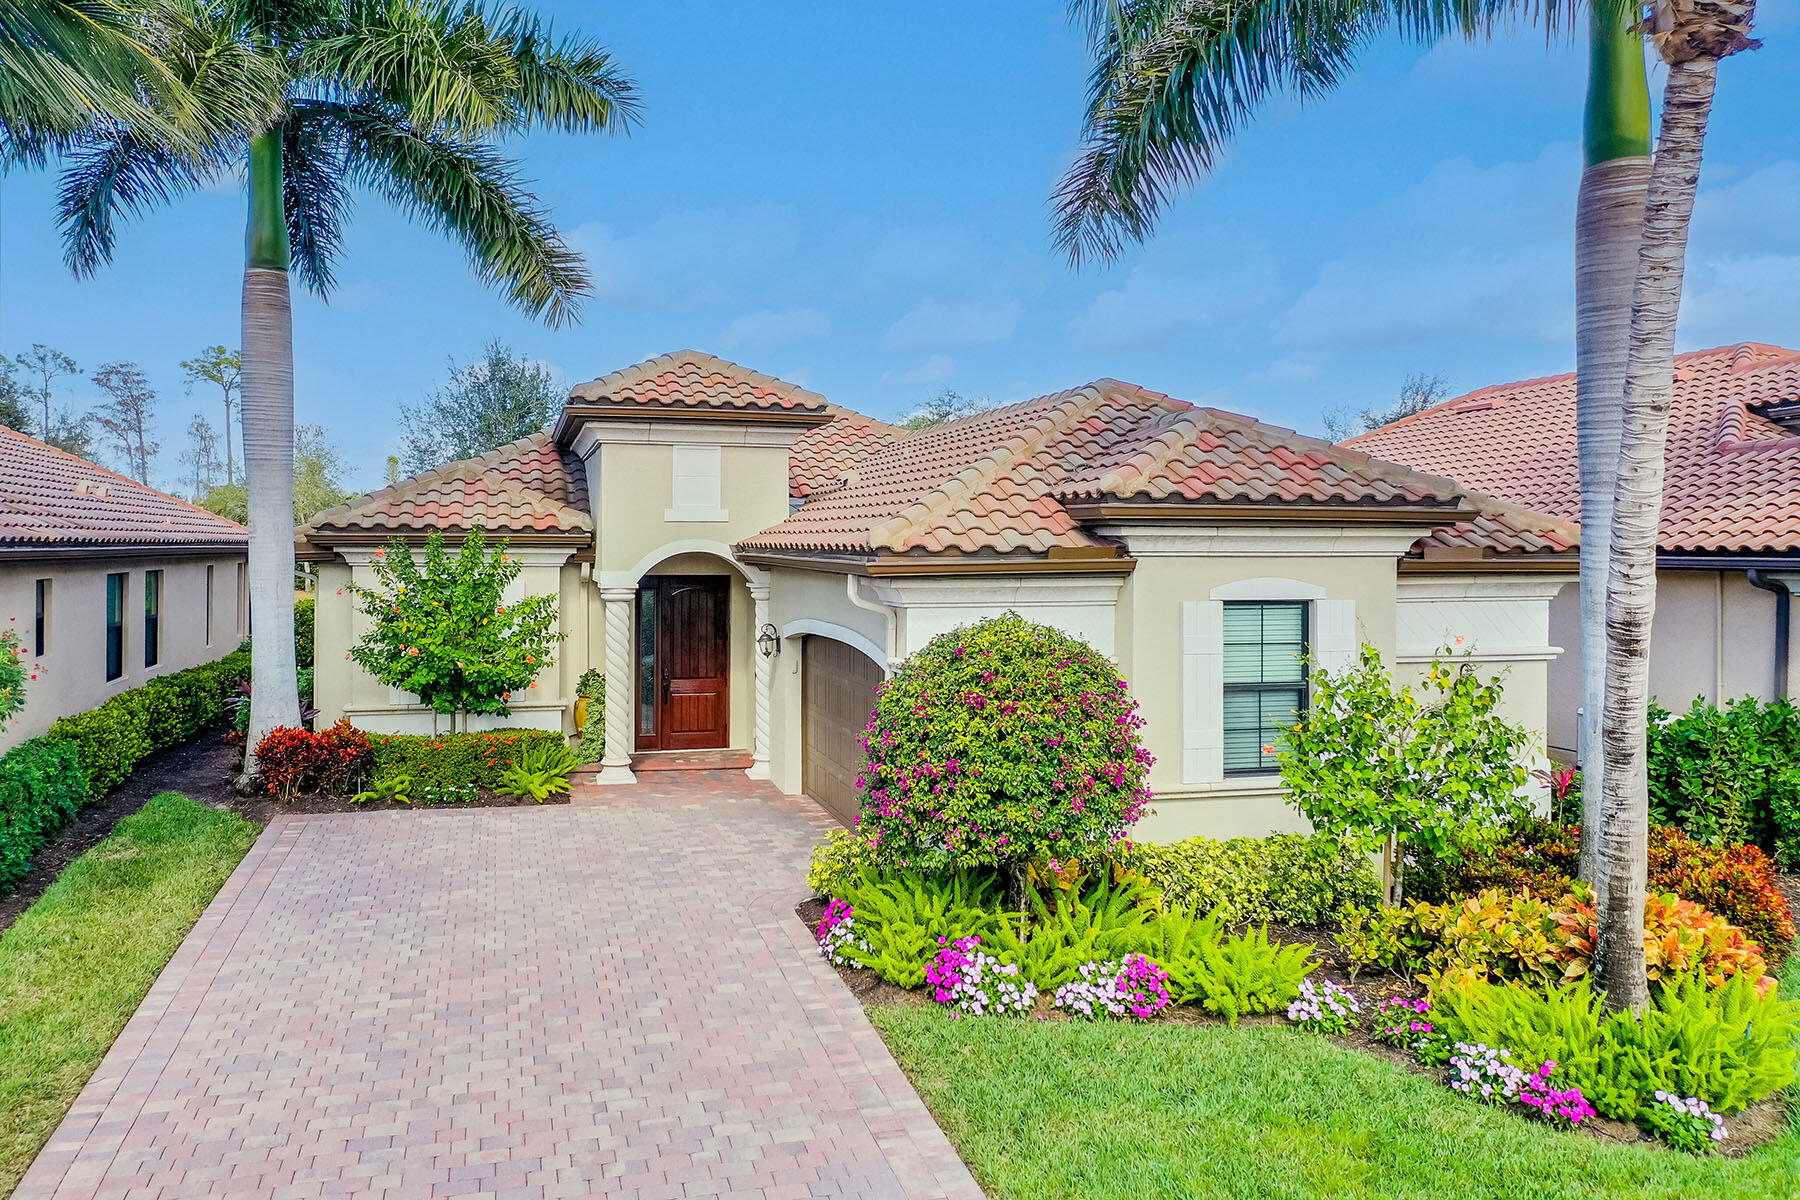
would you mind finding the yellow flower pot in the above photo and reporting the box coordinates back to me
[573,696,589,730]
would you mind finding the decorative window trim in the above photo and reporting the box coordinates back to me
[664,444,728,523]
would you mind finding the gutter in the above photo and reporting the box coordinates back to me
[1747,569,1792,696]
[844,574,899,666]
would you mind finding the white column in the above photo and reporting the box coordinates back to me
[747,582,774,780]
[596,586,637,785]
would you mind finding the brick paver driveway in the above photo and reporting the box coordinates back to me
[18,774,983,1200]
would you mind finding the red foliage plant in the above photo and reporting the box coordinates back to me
[253,720,372,799]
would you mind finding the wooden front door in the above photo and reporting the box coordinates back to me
[635,576,730,751]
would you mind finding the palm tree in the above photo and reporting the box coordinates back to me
[1574,4,1649,893]
[1594,0,1759,1011]
[49,0,638,770]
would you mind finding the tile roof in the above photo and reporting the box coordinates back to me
[788,407,907,499]
[0,424,247,551]
[566,350,830,415]
[741,380,1494,557]
[1345,343,1800,554]
[1412,492,1580,558]
[300,432,591,542]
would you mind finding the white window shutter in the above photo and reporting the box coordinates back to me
[1315,598,1357,675]
[1182,600,1225,784]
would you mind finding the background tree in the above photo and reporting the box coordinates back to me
[347,530,561,731]
[397,339,560,474]
[1323,371,1451,441]
[1278,646,1532,905]
[51,0,639,770]
[179,345,241,484]
[901,386,987,431]
[183,413,223,497]
[89,360,159,482]
[294,422,353,524]
[14,342,78,443]
[196,481,247,525]
[0,361,31,430]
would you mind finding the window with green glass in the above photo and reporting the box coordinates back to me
[104,572,126,681]
[1222,601,1308,775]
[143,569,162,668]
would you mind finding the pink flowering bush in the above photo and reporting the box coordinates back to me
[856,614,1152,873]
[1516,1062,1597,1129]
[1643,1090,1728,1152]
[1449,1042,1595,1129]
[1052,954,1171,1019]
[815,899,868,967]
[925,935,1039,1016]
[1371,996,1451,1065]
[1285,978,1359,1033]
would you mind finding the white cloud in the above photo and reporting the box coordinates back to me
[717,307,830,350]
[1069,226,1282,354]
[883,353,958,385]
[1277,144,1581,349]
[884,298,1021,352]
[1675,160,1800,347]
[566,205,801,310]
[1246,357,1321,386]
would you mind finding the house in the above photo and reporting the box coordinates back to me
[0,424,249,750]
[1347,341,1800,762]
[300,351,1576,840]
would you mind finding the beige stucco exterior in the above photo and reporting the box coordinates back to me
[1,553,247,751]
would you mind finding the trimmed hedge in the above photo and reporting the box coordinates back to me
[0,737,85,893]
[47,647,250,799]
[294,597,315,671]
[1118,834,1381,926]
[367,729,567,791]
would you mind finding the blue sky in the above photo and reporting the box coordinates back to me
[2,3,1797,494]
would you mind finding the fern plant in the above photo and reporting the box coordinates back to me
[1160,911,1318,1024]
[1015,874,1164,989]
[495,739,578,802]
[834,868,1014,988]
[351,774,414,805]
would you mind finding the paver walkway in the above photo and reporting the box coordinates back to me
[17,774,983,1200]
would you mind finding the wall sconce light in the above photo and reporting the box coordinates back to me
[757,622,780,658]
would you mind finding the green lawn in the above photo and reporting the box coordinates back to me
[0,794,260,1196]
[872,963,1800,1200]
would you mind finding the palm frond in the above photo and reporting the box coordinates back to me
[333,99,589,325]
[282,101,352,294]
[55,125,215,273]
[1,0,177,156]
[490,7,640,134]
[301,0,519,132]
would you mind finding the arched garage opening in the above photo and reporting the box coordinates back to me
[802,634,883,826]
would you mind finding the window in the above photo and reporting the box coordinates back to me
[664,444,727,522]
[105,572,126,681]
[1222,601,1308,775]
[236,562,247,638]
[33,578,49,656]
[204,565,214,645]
[143,570,162,667]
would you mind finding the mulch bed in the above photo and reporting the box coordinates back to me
[795,896,1792,1156]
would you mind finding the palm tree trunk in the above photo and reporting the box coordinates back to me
[1595,55,1721,1013]
[223,388,235,487]
[237,128,301,784]
[1575,6,1650,895]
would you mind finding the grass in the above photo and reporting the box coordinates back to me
[871,956,1800,1200]
[0,794,260,1196]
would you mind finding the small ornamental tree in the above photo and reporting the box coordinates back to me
[0,624,29,731]
[856,613,1152,880]
[347,531,561,729]
[1278,645,1532,906]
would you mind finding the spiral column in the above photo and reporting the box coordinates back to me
[596,586,637,785]
[747,581,773,780]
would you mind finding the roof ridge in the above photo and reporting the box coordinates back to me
[301,431,567,532]
[0,423,246,532]
[569,349,829,409]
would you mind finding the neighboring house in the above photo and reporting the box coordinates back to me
[1347,342,1800,762]
[1,424,249,750]
[301,351,1575,840]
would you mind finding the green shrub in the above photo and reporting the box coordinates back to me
[1159,910,1317,1023]
[809,828,874,898]
[1435,973,1799,1120]
[0,737,85,893]
[572,669,605,764]
[294,597,315,670]
[1118,834,1378,927]
[495,738,577,801]
[832,868,1013,988]
[0,628,27,731]
[366,729,566,792]
[46,647,250,799]
[858,613,1150,873]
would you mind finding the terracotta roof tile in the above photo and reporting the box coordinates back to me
[300,432,590,541]
[789,407,906,498]
[1346,343,1800,554]
[567,349,829,415]
[0,424,247,550]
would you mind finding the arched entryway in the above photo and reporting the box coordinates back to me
[802,634,884,826]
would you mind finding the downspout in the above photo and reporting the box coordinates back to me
[846,574,898,669]
[1747,570,1791,697]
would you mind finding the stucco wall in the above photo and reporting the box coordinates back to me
[593,441,792,582]
[1,553,246,751]
[1547,569,1794,760]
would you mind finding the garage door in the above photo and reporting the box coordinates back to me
[802,635,883,826]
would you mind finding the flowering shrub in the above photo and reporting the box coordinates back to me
[815,899,867,967]
[1642,1090,1728,1153]
[1448,1041,1526,1102]
[347,531,561,718]
[1285,978,1358,1033]
[856,614,1151,873]
[1052,954,1171,1019]
[417,781,479,805]
[1516,1063,1597,1129]
[1371,996,1449,1063]
[0,626,30,732]
[925,935,1039,1016]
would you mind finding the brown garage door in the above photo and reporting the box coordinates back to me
[802,635,883,826]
